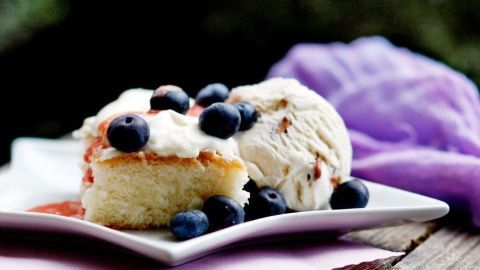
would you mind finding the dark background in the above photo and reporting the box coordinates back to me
[1,0,480,165]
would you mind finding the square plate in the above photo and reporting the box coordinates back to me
[0,138,449,266]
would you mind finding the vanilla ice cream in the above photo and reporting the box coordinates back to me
[228,78,352,211]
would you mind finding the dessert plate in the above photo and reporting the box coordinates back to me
[0,138,449,266]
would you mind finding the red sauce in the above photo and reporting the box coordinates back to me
[147,109,163,115]
[83,137,106,163]
[82,167,94,183]
[28,200,84,219]
[187,104,205,117]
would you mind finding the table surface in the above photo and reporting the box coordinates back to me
[341,219,480,270]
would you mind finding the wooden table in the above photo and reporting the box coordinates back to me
[341,219,480,269]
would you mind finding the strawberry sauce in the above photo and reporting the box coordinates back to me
[28,200,84,219]
[187,104,204,117]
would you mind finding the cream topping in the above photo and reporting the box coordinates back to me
[99,110,239,160]
[74,89,238,160]
[73,89,153,139]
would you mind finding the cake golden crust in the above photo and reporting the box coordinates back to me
[96,150,244,170]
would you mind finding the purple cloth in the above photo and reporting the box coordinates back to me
[0,234,401,269]
[268,37,480,226]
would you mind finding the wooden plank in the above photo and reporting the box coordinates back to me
[393,226,480,270]
[334,256,400,270]
[334,223,438,270]
[346,222,437,252]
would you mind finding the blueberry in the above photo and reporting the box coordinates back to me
[243,179,259,194]
[199,103,241,139]
[233,102,257,131]
[195,83,229,107]
[107,114,150,152]
[246,187,287,219]
[202,195,245,228]
[170,210,209,240]
[330,179,369,209]
[150,85,190,114]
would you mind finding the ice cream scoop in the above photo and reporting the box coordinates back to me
[228,78,352,211]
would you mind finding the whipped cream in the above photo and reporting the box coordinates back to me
[100,110,239,160]
[74,89,153,139]
[228,78,352,211]
[74,89,239,160]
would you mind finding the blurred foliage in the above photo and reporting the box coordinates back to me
[203,0,480,85]
[2,0,480,165]
[0,0,68,52]
[1,0,480,84]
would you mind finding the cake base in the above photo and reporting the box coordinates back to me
[82,151,249,229]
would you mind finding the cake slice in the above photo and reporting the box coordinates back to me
[74,88,249,229]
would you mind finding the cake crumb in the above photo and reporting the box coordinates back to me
[331,176,340,188]
[276,98,288,109]
[314,156,322,179]
[277,116,290,134]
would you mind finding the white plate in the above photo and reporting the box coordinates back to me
[0,138,449,266]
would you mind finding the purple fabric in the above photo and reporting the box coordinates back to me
[0,234,401,269]
[267,37,480,226]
